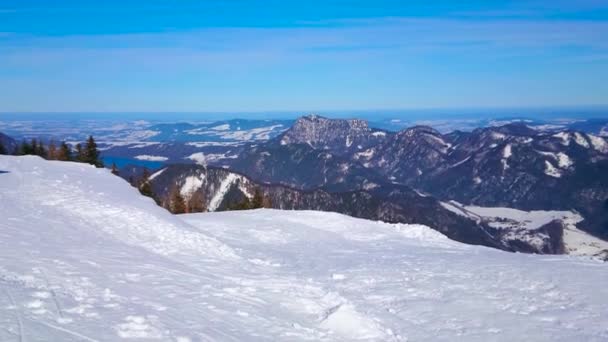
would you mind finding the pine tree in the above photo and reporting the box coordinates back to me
[31,139,38,156]
[111,162,120,176]
[0,141,5,155]
[138,168,155,198]
[18,140,33,155]
[188,191,206,213]
[251,188,264,209]
[227,196,251,211]
[36,140,47,158]
[170,187,186,214]
[57,142,71,161]
[85,135,103,167]
[75,143,85,162]
[48,141,57,160]
[262,194,273,209]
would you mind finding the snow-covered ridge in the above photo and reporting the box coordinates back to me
[1,155,608,341]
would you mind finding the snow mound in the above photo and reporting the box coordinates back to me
[0,156,237,259]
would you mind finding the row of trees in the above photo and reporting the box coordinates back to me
[10,136,103,167]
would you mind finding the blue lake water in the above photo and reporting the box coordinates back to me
[102,157,165,170]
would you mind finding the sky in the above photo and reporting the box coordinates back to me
[0,0,607,113]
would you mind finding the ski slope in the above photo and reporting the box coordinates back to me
[1,155,608,341]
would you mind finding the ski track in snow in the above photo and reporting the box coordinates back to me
[1,155,608,341]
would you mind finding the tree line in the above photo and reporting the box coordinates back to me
[2,135,103,168]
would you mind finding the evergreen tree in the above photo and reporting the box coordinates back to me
[85,135,103,167]
[111,162,120,176]
[138,168,155,198]
[0,141,5,155]
[36,140,47,158]
[48,141,57,160]
[188,191,206,213]
[18,140,33,155]
[170,187,186,214]
[251,188,264,209]
[75,143,85,162]
[57,142,71,161]
[31,139,38,156]
[262,194,273,209]
[227,196,251,211]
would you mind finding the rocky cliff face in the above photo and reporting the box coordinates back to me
[279,115,390,155]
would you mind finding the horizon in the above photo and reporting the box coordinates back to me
[1,0,608,112]
[2,105,608,122]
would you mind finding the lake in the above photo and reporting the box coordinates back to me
[102,157,165,170]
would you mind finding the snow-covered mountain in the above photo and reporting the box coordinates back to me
[279,115,390,155]
[225,116,608,243]
[2,155,608,341]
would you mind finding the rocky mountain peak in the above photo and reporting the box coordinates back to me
[491,122,538,136]
[280,115,373,150]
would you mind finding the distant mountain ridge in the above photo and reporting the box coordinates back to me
[220,115,608,244]
[147,164,506,251]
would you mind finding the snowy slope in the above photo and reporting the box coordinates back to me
[1,155,608,341]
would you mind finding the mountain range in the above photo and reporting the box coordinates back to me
[2,115,608,257]
[223,115,608,239]
[136,115,608,257]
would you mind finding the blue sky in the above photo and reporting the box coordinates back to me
[0,0,607,112]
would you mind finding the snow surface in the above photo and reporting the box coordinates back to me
[180,175,205,198]
[573,132,590,148]
[147,168,166,181]
[186,125,285,141]
[1,155,608,341]
[553,132,571,146]
[537,151,573,169]
[186,152,207,165]
[588,134,608,153]
[544,160,562,178]
[186,152,238,166]
[501,144,512,170]
[134,155,168,162]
